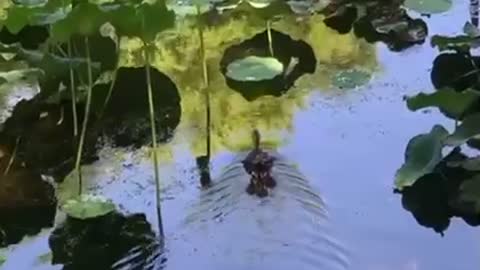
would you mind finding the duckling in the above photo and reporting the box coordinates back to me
[242,129,276,197]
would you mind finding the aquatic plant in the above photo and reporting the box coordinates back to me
[0,0,178,247]
[395,22,480,233]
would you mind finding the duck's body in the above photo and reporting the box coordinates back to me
[242,130,276,197]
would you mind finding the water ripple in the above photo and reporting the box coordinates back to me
[169,152,350,270]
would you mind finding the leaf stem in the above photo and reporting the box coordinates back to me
[99,43,120,118]
[74,36,93,196]
[4,137,20,176]
[67,41,78,137]
[144,42,165,245]
[267,20,274,57]
[197,5,211,159]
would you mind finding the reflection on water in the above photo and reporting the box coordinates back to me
[1,0,480,269]
[120,12,377,156]
[170,153,348,270]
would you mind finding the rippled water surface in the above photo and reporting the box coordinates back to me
[2,0,480,270]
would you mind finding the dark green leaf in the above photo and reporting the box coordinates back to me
[405,88,479,119]
[458,175,480,213]
[51,2,106,42]
[107,0,175,41]
[395,125,449,190]
[138,0,175,42]
[448,157,480,171]
[445,113,480,146]
[431,34,480,51]
[5,6,31,34]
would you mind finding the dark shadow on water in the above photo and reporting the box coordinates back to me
[323,2,428,52]
[431,53,480,92]
[49,211,163,270]
[0,97,99,181]
[196,155,212,188]
[0,170,57,247]
[0,66,181,247]
[397,148,480,235]
[0,25,49,50]
[92,67,182,148]
[220,29,317,101]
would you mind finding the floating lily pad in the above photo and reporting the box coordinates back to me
[395,125,449,190]
[404,0,452,14]
[226,56,284,82]
[61,194,116,219]
[331,69,371,89]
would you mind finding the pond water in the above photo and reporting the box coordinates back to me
[1,0,480,269]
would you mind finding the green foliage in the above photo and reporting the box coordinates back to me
[1,0,70,33]
[51,2,105,42]
[225,56,284,81]
[431,35,479,52]
[404,0,452,14]
[61,194,116,219]
[431,22,480,52]
[105,0,175,42]
[458,175,480,212]
[397,22,480,223]
[405,88,479,119]
[445,113,480,147]
[395,125,448,190]
[0,250,5,267]
[448,157,480,171]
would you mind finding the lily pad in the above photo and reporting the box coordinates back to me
[331,69,371,89]
[226,56,284,82]
[247,0,274,8]
[404,0,452,14]
[405,88,479,119]
[395,125,449,190]
[445,113,480,147]
[61,194,116,219]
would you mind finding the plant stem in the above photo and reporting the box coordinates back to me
[74,36,93,196]
[99,43,120,119]
[197,6,211,159]
[67,41,78,137]
[144,43,165,245]
[266,20,274,57]
[4,137,20,176]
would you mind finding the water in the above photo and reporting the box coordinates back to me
[1,0,480,269]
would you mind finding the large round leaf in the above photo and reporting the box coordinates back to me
[61,194,116,219]
[404,0,452,14]
[395,125,449,190]
[226,56,284,82]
